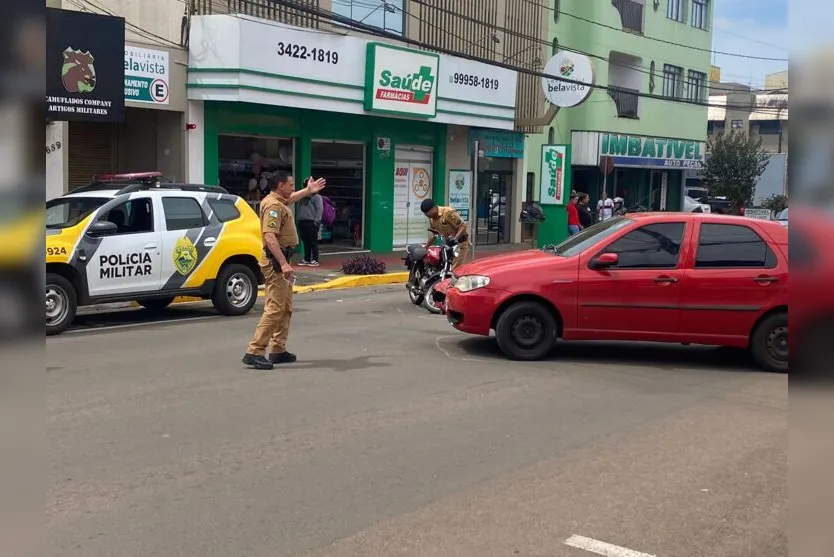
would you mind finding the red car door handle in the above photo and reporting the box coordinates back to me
[754,275,779,284]
[654,276,678,284]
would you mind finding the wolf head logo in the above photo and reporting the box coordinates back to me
[62,47,96,93]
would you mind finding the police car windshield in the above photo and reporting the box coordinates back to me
[545,217,631,257]
[46,197,109,229]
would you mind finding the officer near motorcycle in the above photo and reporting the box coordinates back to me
[420,198,471,270]
[242,171,326,370]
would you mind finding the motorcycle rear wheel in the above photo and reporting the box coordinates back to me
[407,268,425,305]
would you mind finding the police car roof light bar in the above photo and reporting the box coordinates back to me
[115,183,229,195]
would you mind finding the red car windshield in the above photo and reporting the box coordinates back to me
[547,217,632,257]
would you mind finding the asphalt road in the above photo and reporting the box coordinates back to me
[47,287,787,557]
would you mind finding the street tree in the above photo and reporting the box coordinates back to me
[762,194,789,213]
[703,132,770,207]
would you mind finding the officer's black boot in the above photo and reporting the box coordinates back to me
[242,353,274,370]
[269,351,297,364]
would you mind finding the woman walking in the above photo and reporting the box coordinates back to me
[296,178,323,266]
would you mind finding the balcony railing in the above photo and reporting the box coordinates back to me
[611,0,644,34]
[608,86,640,118]
[190,0,322,29]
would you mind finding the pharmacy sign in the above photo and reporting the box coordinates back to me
[365,43,439,118]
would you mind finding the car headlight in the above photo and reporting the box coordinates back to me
[454,275,490,292]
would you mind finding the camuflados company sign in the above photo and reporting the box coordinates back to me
[364,43,440,118]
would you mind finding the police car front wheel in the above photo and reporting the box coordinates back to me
[46,273,77,336]
[213,263,258,316]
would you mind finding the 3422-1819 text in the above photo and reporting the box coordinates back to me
[276,42,339,64]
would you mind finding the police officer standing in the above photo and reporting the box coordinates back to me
[420,198,471,270]
[242,171,325,370]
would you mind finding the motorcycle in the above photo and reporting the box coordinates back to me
[403,229,461,314]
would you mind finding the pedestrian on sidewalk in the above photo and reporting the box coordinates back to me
[577,192,593,229]
[567,191,582,235]
[297,178,323,267]
[420,198,471,270]
[242,172,325,370]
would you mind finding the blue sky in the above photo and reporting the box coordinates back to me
[711,0,789,88]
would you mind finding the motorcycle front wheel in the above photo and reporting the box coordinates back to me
[407,268,425,305]
[422,280,443,314]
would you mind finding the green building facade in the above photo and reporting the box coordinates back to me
[526,0,714,245]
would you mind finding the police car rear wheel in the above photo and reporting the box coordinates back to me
[213,264,258,316]
[46,273,77,336]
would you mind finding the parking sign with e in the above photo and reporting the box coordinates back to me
[124,46,169,105]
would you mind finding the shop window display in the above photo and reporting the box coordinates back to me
[218,135,294,210]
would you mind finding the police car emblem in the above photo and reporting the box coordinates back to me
[173,236,198,276]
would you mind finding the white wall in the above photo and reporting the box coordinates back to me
[46,122,67,201]
[186,100,204,184]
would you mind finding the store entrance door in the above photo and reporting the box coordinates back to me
[393,146,434,248]
[475,171,511,245]
[311,141,365,252]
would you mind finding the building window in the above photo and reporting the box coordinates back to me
[691,0,708,29]
[662,64,684,98]
[687,70,707,102]
[756,120,781,135]
[552,37,559,55]
[548,127,555,143]
[331,0,405,35]
[731,119,744,129]
[554,0,560,23]
[667,0,686,22]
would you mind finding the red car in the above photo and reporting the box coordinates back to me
[444,213,789,372]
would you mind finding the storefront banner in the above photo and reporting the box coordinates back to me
[124,46,169,104]
[469,129,525,158]
[439,57,517,108]
[365,43,440,118]
[448,170,472,223]
[46,8,125,122]
[600,133,705,169]
[540,145,571,205]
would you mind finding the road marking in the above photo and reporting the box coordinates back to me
[564,535,655,557]
[434,336,492,363]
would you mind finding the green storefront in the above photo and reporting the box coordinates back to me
[569,131,705,214]
[186,15,519,254]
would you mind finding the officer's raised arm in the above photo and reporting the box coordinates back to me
[286,177,326,204]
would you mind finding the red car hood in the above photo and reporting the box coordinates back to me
[457,249,556,276]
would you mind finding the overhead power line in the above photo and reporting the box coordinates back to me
[404,0,786,97]
[518,0,789,61]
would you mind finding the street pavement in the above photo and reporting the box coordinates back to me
[47,287,787,557]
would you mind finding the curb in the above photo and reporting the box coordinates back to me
[126,272,410,308]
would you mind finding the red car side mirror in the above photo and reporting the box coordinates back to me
[591,252,619,269]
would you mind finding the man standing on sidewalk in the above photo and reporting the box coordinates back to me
[242,172,325,371]
[567,191,582,235]
[297,179,323,267]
